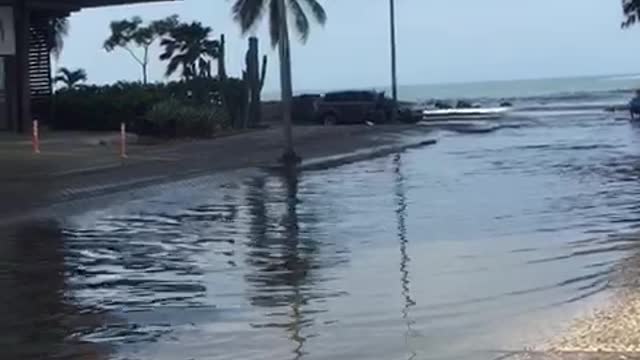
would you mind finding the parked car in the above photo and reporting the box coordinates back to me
[313,90,392,125]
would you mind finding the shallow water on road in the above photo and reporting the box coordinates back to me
[4,107,640,359]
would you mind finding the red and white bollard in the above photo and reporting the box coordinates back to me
[32,119,40,154]
[120,122,128,159]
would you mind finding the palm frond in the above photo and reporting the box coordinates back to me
[232,0,326,47]
[54,67,87,88]
[232,0,267,33]
[301,0,327,24]
[289,0,310,42]
[165,56,182,77]
[269,0,281,47]
[53,75,66,85]
[623,0,640,27]
[49,17,69,59]
[159,21,220,79]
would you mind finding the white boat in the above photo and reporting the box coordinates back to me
[422,107,510,121]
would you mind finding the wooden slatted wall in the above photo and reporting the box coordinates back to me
[28,12,52,124]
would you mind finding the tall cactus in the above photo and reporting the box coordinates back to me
[246,36,267,128]
[218,33,227,80]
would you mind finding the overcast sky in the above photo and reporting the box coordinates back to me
[58,0,640,93]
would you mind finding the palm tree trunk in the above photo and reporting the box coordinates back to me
[277,0,298,165]
[142,63,148,84]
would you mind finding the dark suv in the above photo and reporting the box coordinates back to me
[314,91,392,125]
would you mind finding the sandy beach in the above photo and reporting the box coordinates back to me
[515,248,640,358]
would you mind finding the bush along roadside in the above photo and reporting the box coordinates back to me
[143,99,230,138]
[51,78,246,137]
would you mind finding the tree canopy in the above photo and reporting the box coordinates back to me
[104,15,178,83]
[231,0,327,47]
[159,21,220,79]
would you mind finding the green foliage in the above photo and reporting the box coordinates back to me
[54,67,87,89]
[104,15,178,50]
[159,21,220,79]
[104,15,179,83]
[145,99,230,138]
[52,78,246,135]
[218,77,249,128]
[53,82,162,131]
[231,0,327,47]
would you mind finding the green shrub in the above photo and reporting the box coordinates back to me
[52,82,163,131]
[51,78,245,133]
[145,99,230,138]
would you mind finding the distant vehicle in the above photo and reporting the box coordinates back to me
[313,90,393,125]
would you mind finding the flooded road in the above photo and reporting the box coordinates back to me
[4,106,640,359]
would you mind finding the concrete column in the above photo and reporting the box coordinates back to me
[14,0,30,133]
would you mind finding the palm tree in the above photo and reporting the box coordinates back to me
[159,21,220,80]
[48,16,69,59]
[231,0,327,165]
[54,67,87,89]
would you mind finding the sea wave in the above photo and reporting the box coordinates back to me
[601,74,640,82]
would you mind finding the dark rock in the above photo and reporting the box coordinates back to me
[434,101,452,109]
[456,100,473,108]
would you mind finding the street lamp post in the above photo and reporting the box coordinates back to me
[389,0,398,122]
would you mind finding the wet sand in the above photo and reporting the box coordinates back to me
[550,290,640,351]
[512,250,640,359]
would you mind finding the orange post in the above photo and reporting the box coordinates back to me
[32,120,40,154]
[120,122,128,159]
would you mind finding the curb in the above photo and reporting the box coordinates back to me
[265,138,438,173]
[54,138,438,203]
[0,137,439,220]
[301,139,437,171]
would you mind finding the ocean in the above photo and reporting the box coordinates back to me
[267,73,640,106]
[395,74,640,102]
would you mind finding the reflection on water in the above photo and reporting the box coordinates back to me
[245,171,308,358]
[7,107,640,359]
[394,154,417,360]
[0,220,107,360]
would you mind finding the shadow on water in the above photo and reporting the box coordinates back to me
[0,219,108,360]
